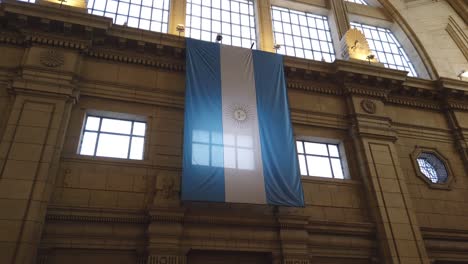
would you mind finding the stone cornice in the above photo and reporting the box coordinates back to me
[1,0,468,111]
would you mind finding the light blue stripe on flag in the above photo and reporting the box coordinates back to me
[182,39,225,202]
[253,50,305,207]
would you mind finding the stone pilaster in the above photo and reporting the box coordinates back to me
[0,46,79,263]
[277,209,310,264]
[169,0,187,36]
[330,0,350,40]
[439,78,468,172]
[147,208,186,264]
[343,80,430,263]
[256,0,275,52]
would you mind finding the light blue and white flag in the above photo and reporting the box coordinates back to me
[182,39,304,207]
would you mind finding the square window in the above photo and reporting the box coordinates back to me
[79,115,146,160]
[296,140,347,179]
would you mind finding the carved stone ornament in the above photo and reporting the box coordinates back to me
[40,49,65,67]
[341,28,378,63]
[360,99,377,114]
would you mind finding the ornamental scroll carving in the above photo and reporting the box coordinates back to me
[360,99,377,114]
[40,49,65,67]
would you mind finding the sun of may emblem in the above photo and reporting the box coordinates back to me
[225,104,252,128]
[234,108,247,122]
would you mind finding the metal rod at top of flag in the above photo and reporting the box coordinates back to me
[58,0,67,8]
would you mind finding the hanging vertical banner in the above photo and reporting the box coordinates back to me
[182,38,304,207]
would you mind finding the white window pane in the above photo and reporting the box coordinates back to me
[96,134,130,158]
[307,156,333,178]
[85,116,101,131]
[331,158,344,179]
[304,142,328,155]
[100,118,132,134]
[296,141,304,153]
[328,145,339,157]
[129,137,144,160]
[298,154,307,175]
[80,132,98,155]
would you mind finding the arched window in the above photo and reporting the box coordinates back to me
[351,22,418,77]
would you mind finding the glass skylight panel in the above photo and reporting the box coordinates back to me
[345,0,368,5]
[271,6,335,62]
[87,0,170,33]
[79,116,146,160]
[186,0,257,49]
[351,22,418,77]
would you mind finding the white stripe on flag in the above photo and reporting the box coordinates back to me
[220,46,266,204]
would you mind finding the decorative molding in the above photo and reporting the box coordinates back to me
[46,213,149,224]
[446,0,468,25]
[288,81,342,95]
[360,99,377,114]
[39,49,65,67]
[147,255,186,264]
[85,49,185,72]
[446,16,468,61]
[385,96,441,110]
[284,258,310,264]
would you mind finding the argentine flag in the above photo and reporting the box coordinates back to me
[182,39,304,207]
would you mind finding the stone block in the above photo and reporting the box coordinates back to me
[0,179,33,200]
[2,160,39,180]
[8,142,44,162]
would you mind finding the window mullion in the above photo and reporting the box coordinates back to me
[93,117,103,156]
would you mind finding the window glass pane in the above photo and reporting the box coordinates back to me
[304,142,328,155]
[351,22,417,77]
[129,137,144,160]
[186,0,257,48]
[272,6,335,62]
[298,154,308,175]
[328,144,339,157]
[80,132,98,155]
[331,158,344,179]
[96,134,130,158]
[85,116,101,131]
[100,118,132,134]
[307,156,332,178]
[296,141,304,153]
